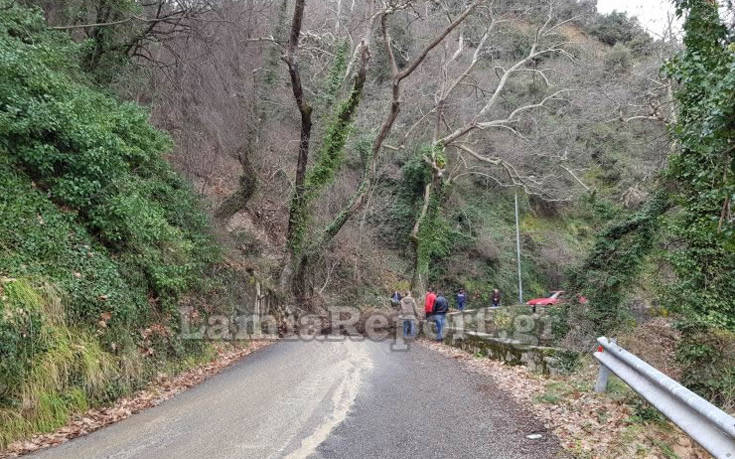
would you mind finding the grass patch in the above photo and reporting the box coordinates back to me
[0,279,120,447]
[650,437,678,459]
[536,392,562,404]
[535,381,578,405]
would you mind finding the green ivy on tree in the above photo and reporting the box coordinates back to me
[663,0,735,330]
[661,0,735,405]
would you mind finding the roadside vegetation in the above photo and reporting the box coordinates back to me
[559,0,735,412]
[0,3,254,447]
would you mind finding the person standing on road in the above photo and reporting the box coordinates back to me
[424,288,436,320]
[491,288,501,308]
[390,290,402,309]
[399,291,418,338]
[456,288,466,311]
[433,292,449,341]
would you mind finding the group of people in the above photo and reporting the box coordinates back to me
[389,289,448,341]
[390,287,503,341]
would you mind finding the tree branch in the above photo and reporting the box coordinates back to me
[304,0,484,260]
[396,0,483,82]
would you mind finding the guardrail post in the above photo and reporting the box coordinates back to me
[595,365,610,393]
[594,338,615,393]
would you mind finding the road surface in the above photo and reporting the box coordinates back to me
[33,339,559,458]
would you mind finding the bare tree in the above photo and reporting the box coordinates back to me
[280,0,485,309]
[44,0,216,72]
[382,1,585,289]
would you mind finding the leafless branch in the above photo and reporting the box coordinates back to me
[561,165,590,191]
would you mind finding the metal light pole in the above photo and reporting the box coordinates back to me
[514,190,523,304]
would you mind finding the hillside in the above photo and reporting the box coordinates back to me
[0,4,259,447]
[113,0,672,308]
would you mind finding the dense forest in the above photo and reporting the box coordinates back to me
[1,0,734,451]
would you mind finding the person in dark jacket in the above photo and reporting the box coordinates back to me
[491,288,501,308]
[432,292,449,341]
[456,288,466,311]
[390,290,402,309]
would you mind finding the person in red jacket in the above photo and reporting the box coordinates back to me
[424,288,436,319]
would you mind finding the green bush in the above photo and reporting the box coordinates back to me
[0,1,218,315]
[676,323,735,410]
[0,3,240,447]
[0,157,147,325]
[588,11,652,53]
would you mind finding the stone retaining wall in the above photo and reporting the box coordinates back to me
[445,329,578,375]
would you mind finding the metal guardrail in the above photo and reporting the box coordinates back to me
[594,336,735,458]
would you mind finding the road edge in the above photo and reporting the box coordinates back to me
[0,340,274,458]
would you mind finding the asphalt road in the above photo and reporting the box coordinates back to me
[32,339,559,459]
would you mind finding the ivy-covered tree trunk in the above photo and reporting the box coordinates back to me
[284,0,313,250]
[409,175,445,294]
[409,181,433,293]
[288,47,370,307]
[562,189,670,340]
[408,137,447,293]
[278,0,370,308]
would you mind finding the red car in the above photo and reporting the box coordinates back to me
[526,290,587,307]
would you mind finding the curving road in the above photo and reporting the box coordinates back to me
[32,339,559,458]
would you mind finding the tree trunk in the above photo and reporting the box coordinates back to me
[292,253,310,310]
[409,170,446,293]
[409,180,434,291]
[284,0,313,250]
[284,42,370,308]
[84,1,115,72]
[285,115,313,247]
[215,167,256,221]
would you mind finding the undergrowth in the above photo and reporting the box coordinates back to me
[0,3,256,448]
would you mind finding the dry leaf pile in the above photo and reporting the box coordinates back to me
[421,340,710,459]
[0,340,271,458]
